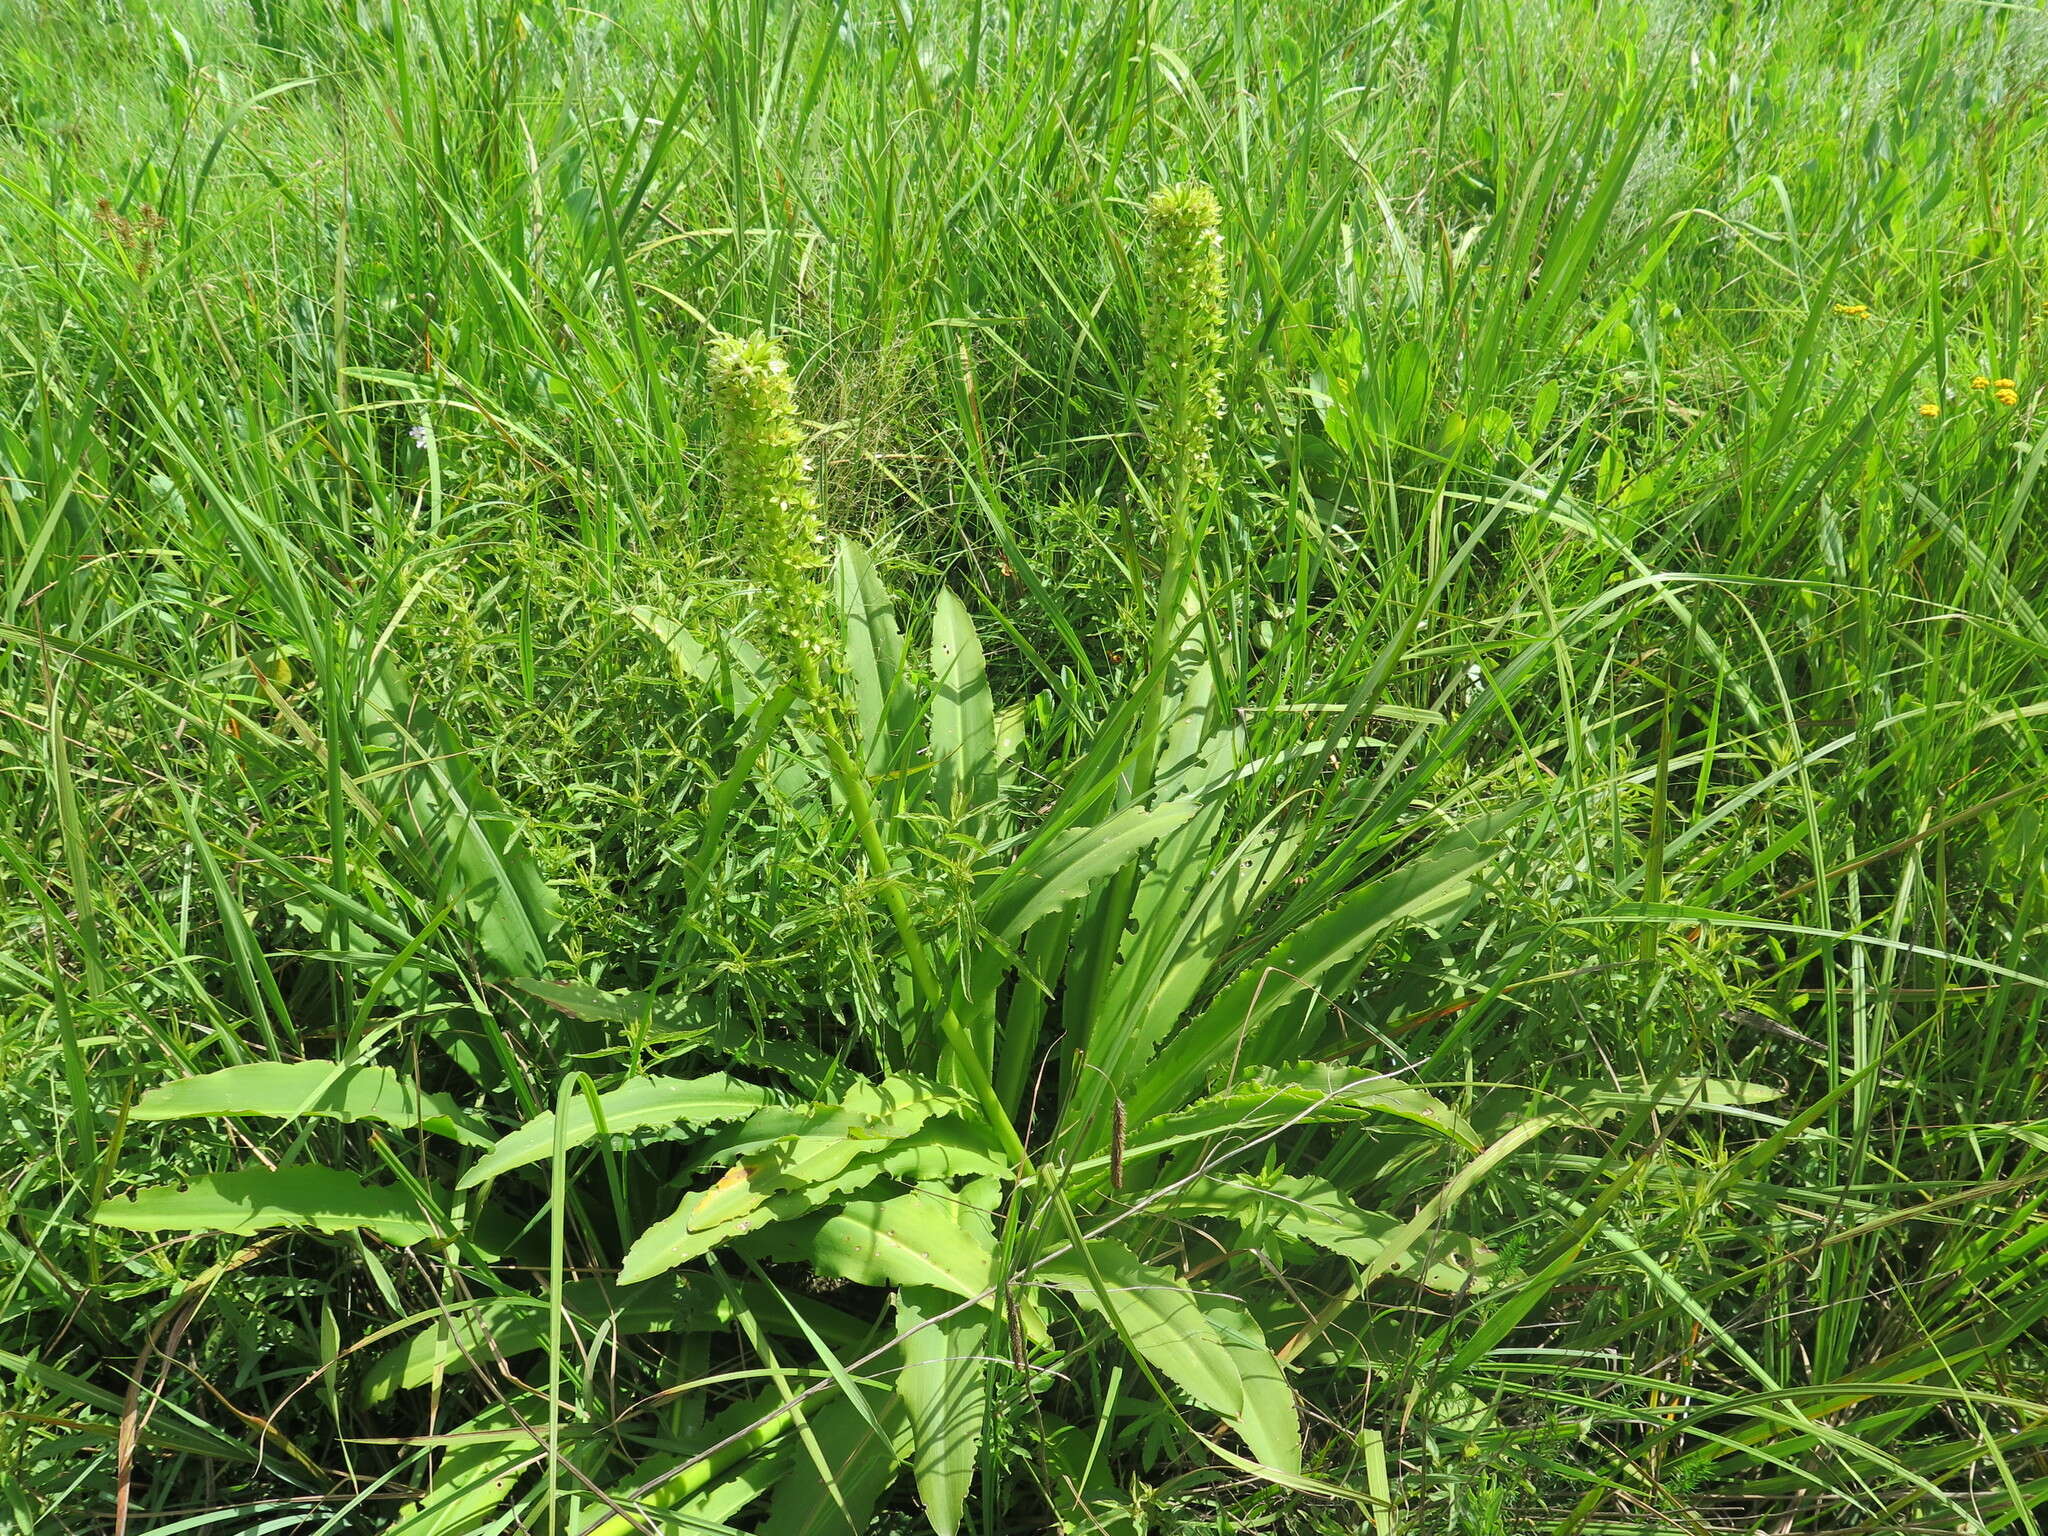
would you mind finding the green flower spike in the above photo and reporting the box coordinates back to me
[706,331,834,689]
[1139,181,1226,521]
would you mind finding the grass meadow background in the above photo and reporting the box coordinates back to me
[3,0,2048,1532]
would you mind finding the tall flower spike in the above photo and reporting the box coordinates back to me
[706,332,834,688]
[1139,181,1226,523]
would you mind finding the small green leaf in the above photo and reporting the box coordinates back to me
[93,1166,443,1245]
[759,1382,911,1536]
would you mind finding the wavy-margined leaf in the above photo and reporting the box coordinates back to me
[621,1077,964,1261]
[980,801,1200,942]
[1127,825,1503,1125]
[458,1073,781,1189]
[132,1061,490,1145]
[896,1288,989,1536]
[620,1178,841,1286]
[759,1381,911,1536]
[1101,1069,1477,1192]
[1196,1295,1300,1475]
[93,1165,444,1244]
[1039,1238,1242,1418]
[930,588,996,824]
[618,1099,978,1285]
[1174,1174,1499,1293]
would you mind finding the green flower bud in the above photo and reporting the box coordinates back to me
[1139,182,1226,518]
[706,332,834,685]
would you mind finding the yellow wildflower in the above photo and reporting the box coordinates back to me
[1993,378,2016,389]
[1995,387,2020,406]
[1832,303,1871,318]
[1918,402,1940,418]
[1970,376,1990,390]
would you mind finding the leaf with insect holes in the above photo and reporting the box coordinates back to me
[793,1188,997,1298]
[130,1061,491,1145]
[94,1165,445,1245]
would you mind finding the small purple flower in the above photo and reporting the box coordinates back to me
[408,422,431,448]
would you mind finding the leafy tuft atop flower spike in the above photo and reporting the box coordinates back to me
[1139,181,1226,521]
[706,331,834,685]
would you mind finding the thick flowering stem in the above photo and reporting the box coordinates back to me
[704,330,1037,1180]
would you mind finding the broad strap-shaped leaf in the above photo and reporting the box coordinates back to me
[1173,1173,1499,1293]
[1038,1237,1242,1417]
[980,800,1200,941]
[459,1073,781,1189]
[132,1061,490,1145]
[896,1288,989,1536]
[361,654,560,979]
[930,588,997,824]
[94,1165,444,1244]
[1128,827,1502,1124]
[759,1380,912,1536]
[1196,1295,1301,1475]
[1551,1075,1783,1125]
[833,538,915,778]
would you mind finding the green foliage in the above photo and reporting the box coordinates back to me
[5,0,2048,1532]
